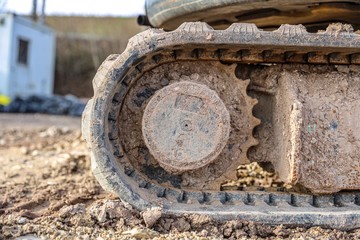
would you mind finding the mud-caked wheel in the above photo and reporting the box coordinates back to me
[142,81,231,174]
[83,55,259,197]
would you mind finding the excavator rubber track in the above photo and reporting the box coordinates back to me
[82,22,360,230]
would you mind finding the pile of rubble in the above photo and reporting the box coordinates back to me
[0,95,86,116]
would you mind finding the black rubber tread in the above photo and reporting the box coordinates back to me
[145,0,360,30]
[82,22,360,230]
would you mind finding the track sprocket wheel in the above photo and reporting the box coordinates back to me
[118,61,260,190]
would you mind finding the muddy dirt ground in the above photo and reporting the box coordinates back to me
[1,114,359,239]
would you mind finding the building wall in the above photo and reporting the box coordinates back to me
[8,14,55,98]
[0,14,14,96]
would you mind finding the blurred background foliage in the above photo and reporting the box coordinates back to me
[46,16,142,97]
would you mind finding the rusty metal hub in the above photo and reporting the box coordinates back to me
[142,81,230,174]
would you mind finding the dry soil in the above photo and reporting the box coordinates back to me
[0,114,359,239]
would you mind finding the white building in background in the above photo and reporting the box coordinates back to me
[0,13,55,99]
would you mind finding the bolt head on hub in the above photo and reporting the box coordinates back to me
[142,81,230,174]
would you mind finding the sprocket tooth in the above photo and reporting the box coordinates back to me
[215,70,261,183]
[250,97,259,106]
[252,116,261,127]
[237,77,260,137]
[274,24,308,36]
[245,84,261,148]
[226,23,260,34]
[250,137,260,146]
[176,22,214,33]
[240,79,251,93]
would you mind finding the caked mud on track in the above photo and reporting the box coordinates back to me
[82,22,360,229]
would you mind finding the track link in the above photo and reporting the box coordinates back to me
[82,22,360,230]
